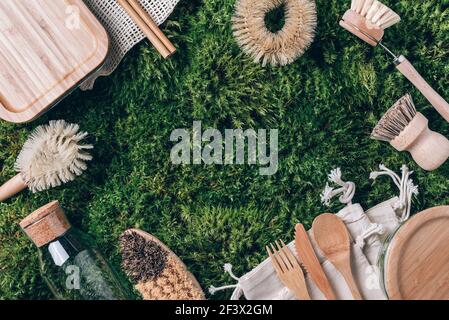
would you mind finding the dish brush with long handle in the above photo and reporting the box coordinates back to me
[340,0,449,122]
[0,120,93,201]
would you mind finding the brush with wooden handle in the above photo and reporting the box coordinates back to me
[0,120,93,201]
[117,0,176,58]
[295,223,336,300]
[372,94,449,171]
[340,0,449,122]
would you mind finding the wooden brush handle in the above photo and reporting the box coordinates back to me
[127,0,176,55]
[408,128,449,171]
[396,56,449,123]
[392,113,449,171]
[0,174,27,202]
[116,0,171,58]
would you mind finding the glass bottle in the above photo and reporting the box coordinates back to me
[20,201,131,300]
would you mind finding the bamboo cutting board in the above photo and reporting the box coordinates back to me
[384,206,449,300]
[0,0,109,123]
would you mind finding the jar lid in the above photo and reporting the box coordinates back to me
[20,201,71,247]
[384,206,449,300]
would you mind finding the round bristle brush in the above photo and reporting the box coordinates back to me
[0,120,93,201]
[232,0,317,66]
[371,94,449,171]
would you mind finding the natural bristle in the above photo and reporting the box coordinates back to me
[120,231,168,283]
[14,120,93,192]
[232,0,317,66]
[350,0,401,29]
[371,94,417,142]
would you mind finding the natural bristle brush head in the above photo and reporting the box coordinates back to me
[119,229,205,300]
[14,120,93,192]
[232,0,317,66]
[340,0,401,46]
[372,94,449,171]
[371,94,417,142]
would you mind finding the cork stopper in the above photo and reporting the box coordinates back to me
[20,201,71,247]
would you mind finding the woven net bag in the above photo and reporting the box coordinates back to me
[81,0,180,90]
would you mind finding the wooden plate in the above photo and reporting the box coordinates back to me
[385,206,449,300]
[0,0,109,123]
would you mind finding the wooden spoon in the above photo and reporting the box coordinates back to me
[312,214,363,300]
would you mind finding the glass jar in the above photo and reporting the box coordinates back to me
[20,201,131,300]
[376,225,399,299]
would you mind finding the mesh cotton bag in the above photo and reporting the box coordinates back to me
[210,165,418,300]
[81,0,180,90]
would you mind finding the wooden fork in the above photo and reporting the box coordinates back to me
[266,240,311,300]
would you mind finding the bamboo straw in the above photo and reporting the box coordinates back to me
[116,0,171,58]
[127,0,176,55]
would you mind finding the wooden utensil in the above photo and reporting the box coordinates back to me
[117,0,175,58]
[312,214,363,300]
[384,206,449,300]
[295,224,336,300]
[0,0,109,123]
[127,0,176,55]
[266,240,310,300]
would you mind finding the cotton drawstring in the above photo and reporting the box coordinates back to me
[370,164,419,222]
[356,223,385,249]
[321,168,356,206]
[208,264,243,300]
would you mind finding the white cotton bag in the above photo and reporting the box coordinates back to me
[210,165,418,300]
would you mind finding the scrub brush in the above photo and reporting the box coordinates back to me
[0,120,93,201]
[340,0,449,122]
[371,94,449,171]
[120,229,205,300]
[232,0,317,66]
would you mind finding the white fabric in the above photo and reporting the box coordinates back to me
[81,0,179,90]
[211,165,418,300]
[226,202,393,300]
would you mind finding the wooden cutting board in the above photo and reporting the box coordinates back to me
[0,0,109,123]
[384,206,449,300]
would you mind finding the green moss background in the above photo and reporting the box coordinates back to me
[1,0,448,299]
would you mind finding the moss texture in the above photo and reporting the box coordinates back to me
[0,0,448,299]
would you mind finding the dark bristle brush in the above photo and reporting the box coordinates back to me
[372,94,449,171]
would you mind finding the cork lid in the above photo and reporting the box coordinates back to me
[20,201,71,247]
[385,206,449,300]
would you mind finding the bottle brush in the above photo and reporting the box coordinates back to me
[0,120,93,201]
